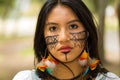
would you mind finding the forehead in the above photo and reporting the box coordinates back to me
[46,4,78,22]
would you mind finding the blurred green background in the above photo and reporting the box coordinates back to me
[0,0,120,80]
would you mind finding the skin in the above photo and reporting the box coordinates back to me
[44,4,88,79]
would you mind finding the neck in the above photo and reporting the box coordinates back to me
[52,59,83,79]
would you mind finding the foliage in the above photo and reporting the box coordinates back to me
[83,0,118,14]
[83,0,95,13]
[0,0,15,18]
[31,0,46,4]
[109,0,116,5]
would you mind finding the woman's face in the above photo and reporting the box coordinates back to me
[44,5,87,62]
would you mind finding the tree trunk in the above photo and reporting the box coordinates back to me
[116,2,120,46]
[97,0,108,62]
[116,1,120,75]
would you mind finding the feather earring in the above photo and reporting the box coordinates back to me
[78,50,89,66]
[88,58,100,70]
[36,55,59,74]
[78,50,100,70]
[44,55,59,74]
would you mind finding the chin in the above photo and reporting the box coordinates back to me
[58,57,76,63]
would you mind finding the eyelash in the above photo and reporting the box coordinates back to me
[48,24,79,32]
[49,26,57,32]
[69,24,78,29]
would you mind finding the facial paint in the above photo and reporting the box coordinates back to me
[70,31,87,48]
[45,31,87,62]
[45,35,58,50]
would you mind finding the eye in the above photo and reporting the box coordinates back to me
[69,24,78,29]
[49,26,57,32]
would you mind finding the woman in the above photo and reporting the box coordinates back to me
[13,0,120,80]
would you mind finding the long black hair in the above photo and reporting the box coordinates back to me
[34,0,106,79]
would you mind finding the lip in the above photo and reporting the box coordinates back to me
[58,46,73,53]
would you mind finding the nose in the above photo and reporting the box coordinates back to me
[58,29,70,43]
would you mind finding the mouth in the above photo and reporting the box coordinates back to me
[58,46,73,53]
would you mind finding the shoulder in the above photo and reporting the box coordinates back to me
[96,72,120,80]
[13,70,41,80]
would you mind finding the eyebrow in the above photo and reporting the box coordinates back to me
[45,19,80,26]
[67,19,81,24]
[45,22,58,26]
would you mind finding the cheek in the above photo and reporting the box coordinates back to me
[70,31,87,47]
[47,43,59,56]
[75,40,85,48]
[47,43,58,50]
[45,35,58,50]
[48,48,55,54]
